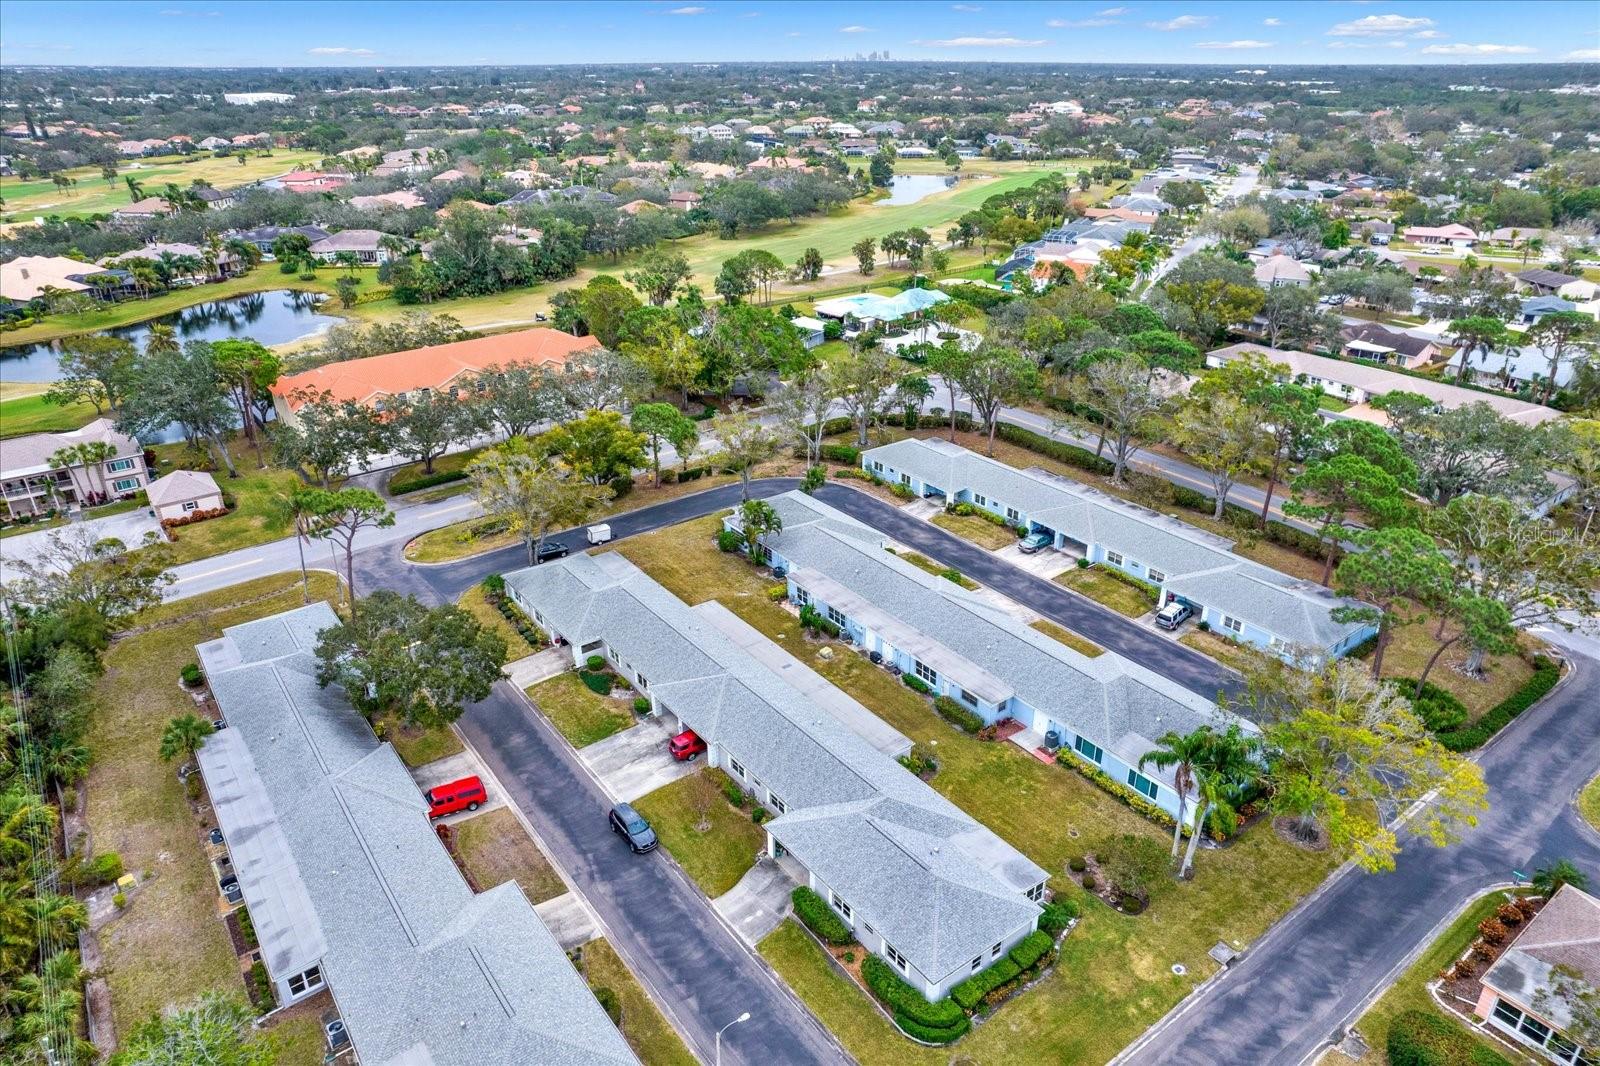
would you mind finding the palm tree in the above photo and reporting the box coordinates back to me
[1531,859,1590,897]
[225,236,262,270]
[201,232,224,281]
[1139,727,1212,861]
[274,491,328,604]
[48,441,116,506]
[334,250,362,278]
[124,175,146,202]
[1447,317,1509,385]
[158,713,215,764]
[144,321,179,356]
[1179,724,1262,878]
[378,233,409,263]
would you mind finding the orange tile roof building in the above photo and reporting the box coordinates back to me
[269,327,601,426]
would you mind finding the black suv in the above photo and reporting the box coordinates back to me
[535,541,571,564]
[608,803,658,853]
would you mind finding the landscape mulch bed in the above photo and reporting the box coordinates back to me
[1273,815,1330,853]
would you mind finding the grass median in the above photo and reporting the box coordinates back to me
[930,510,1018,550]
[631,768,767,898]
[527,672,637,748]
[1054,565,1156,618]
[453,807,566,904]
[578,938,698,1066]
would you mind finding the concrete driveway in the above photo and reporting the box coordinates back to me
[407,749,507,824]
[0,507,164,574]
[580,714,697,803]
[714,858,797,947]
[993,542,1078,581]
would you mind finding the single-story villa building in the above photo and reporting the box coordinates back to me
[727,490,1252,823]
[813,287,949,327]
[506,553,1048,1003]
[1514,268,1582,296]
[787,315,828,349]
[347,190,427,211]
[308,229,395,265]
[196,604,639,1064]
[1403,223,1477,249]
[0,255,128,304]
[1473,883,1599,1066]
[1445,343,1578,393]
[270,327,600,425]
[1254,254,1313,288]
[108,196,173,226]
[1518,295,1578,325]
[1339,323,1443,370]
[860,438,1377,662]
[145,469,224,521]
[1206,343,1561,427]
[228,224,331,255]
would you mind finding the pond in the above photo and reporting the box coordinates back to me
[0,289,345,382]
[876,173,959,207]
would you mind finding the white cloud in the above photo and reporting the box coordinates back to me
[1049,17,1116,27]
[785,30,804,37]
[1098,6,1131,13]
[1566,47,1600,60]
[1146,15,1214,31]
[1195,39,1274,50]
[950,3,982,10]
[1328,39,1407,50]
[1327,13,1434,37]
[1411,29,1444,39]
[916,35,1047,47]
[307,46,376,56]
[839,24,872,33]
[667,5,706,13]
[1262,18,1283,26]
[1420,42,1536,55]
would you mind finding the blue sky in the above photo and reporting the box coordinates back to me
[2,0,1596,67]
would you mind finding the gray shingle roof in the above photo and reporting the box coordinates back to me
[0,418,143,479]
[1481,884,1600,1029]
[759,491,1243,788]
[863,438,1367,651]
[197,603,637,1066]
[506,554,1045,981]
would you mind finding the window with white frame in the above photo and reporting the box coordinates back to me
[829,891,852,921]
[872,461,884,473]
[914,659,937,685]
[768,791,786,815]
[827,605,847,628]
[1005,506,1020,522]
[287,965,324,996]
[990,941,1003,959]
[637,674,648,691]
[970,955,983,973]
[959,688,978,707]
[1074,735,1103,764]
[973,493,987,507]
[793,585,810,606]
[1027,882,1045,902]
[1148,568,1166,584]
[1222,615,1243,634]
[1105,550,1124,566]
[885,943,908,973]
[729,758,745,778]
[107,458,136,473]
[900,473,911,486]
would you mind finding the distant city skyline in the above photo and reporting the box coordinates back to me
[2,0,1597,67]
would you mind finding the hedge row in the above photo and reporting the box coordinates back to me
[390,468,468,496]
[994,423,1116,477]
[1057,750,1187,837]
[951,958,1020,1011]
[821,443,860,464]
[1008,929,1053,970]
[792,887,854,946]
[861,955,969,1043]
[932,695,983,735]
[1385,1008,1512,1066]
[1435,656,1560,752]
[901,673,932,695]
[1396,679,1470,733]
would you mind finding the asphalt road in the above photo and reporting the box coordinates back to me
[1117,651,1600,1065]
[458,681,849,1066]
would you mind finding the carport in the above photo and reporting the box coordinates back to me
[579,715,698,802]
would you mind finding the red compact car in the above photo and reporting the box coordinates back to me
[668,729,707,761]
[426,775,486,819]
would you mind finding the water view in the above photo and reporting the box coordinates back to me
[876,173,959,207]
[0,289,345,382]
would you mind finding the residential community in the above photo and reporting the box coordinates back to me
[2,5,1599,1066]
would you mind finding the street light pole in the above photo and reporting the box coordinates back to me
[714,1011,751,1066]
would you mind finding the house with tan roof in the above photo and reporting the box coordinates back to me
[0,419,148,517]
[269,327,600,426]
[0,255,106,303]
[347,190,426,211]
[308,229,396,265]
[109,196,174,226]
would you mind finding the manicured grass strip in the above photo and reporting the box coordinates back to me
[458,583,535,660]
[631,769,767,898]
[894,549,979,589]
[759,921,934,1066]
[528,672,635,748]
[453,807,566,904]
[147,439,310,565]
[383,720,464,768]
[387,445,488,496]
[88,573,341,1034]
[1053,565,1155,618]
[1179,630,1260,674]
[1029,618,1105,658]
[580,938,699,1066]
[0,391,99,437]
[1578,772,1600,834]
[930,510,1017,550]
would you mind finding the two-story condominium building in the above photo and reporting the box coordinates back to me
[196,603,639,1066]
[269,327,601,426]
[506,553,1048,1002]
[730,491,1246,824]
[860,439,1375,662]
[0,419,148,518]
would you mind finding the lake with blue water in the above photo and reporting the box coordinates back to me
[876,173,959,206]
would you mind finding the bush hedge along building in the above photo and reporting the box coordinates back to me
[860,437,1375,662]
[506,551,1049,1003]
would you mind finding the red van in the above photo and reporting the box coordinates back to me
[426,776,486,819]
[668,729,707,761]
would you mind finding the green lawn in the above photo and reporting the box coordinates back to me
[759,921,924,1063]
[527,672,637,748]
[631,768,768,898]
[930,510,1017,550]
[87,573,341,1035]
[1029,618,1105,658]
[1579,772,1600,834]
[458,583,536,660]
[579,939,699,1066]
[1179,630,1260,675]
[0,148,323,221]
[1326,890,1537,1065]
[1054,565,1157,618]
[453,807,566,904]
[146,438,310,565]
[386,446,487,495]
[893,548,980,589]
[385,720,465,768]
[614,512,1338,1064]
[0,389,100,437]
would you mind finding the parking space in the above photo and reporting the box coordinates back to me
[407,748,507,824]
[713,858,798,948]
[579,714,697,802]
[533,891,602,950]
[992,542,1079,580]
[504,645,571,689]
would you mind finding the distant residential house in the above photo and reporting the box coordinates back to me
[1515,268,1582,296]
[269,327,600,426]
[787,316,827,349]
[1518,295,1579,325]
[104,241,243,281]
[229,225,331,255]
[197,136,230,151]
[192,185,235,211]
[1473,884,1600,1066]
[1403,223,1477,249]
[1253,254,1313,288]
[0,419,149,517]
[347,190,427,211]
[1339,323,1442,369]
[371,147,444,177]
[145,469,224,521]
[667,189,702,211]
[0,255,124,303]
[1446,342,1579,393]
[308,230,396,265]
[109,196,174,225]
[429,168,470,183]
[277,171,349,194]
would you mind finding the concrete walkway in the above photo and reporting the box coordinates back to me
[713,859,796,948]
[579,715,696,803]
[533,891,602,951]
[504,646,572,689]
